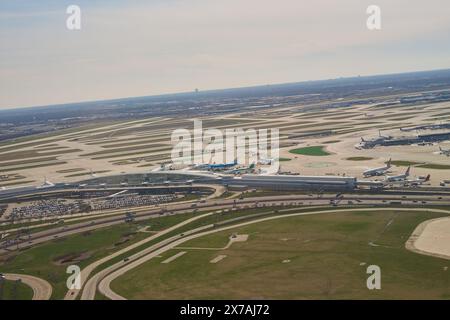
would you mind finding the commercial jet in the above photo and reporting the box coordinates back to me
[363,159,392,177]
[406,175,431,186]
[224,163,256,175]
[207,159,238,170]
[385,166,411,183]
[36,177,55,189]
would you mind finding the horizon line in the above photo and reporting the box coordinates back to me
[2,66,449,112]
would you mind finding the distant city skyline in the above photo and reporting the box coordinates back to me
[1,0,449,109]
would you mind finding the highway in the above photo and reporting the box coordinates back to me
[0,183,224,225]
[2,191,450,253]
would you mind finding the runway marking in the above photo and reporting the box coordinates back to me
[210,254,227,264]
[161,251,186,264]
[176,234,249,251]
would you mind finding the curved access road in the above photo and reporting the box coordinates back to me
[72,211,216,300]
[98,207,450,300]
[3,273,52,300]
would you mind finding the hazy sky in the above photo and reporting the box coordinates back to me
[1,0,449,109]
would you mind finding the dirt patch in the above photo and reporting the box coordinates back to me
[0,252,17,264]
[113,234,136,247]
[406,217,450,260]
[53,251,92,265]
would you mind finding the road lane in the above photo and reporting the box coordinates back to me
[3,273,52,300]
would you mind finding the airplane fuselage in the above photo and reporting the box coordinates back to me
[363,166,389,177]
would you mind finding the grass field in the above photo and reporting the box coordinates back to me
[0,223,152,299]
[346,157,374,161]
[391,160,450,170]
[111,209,450,299]
[0,279,34,300]
[0,207,284,299]
[391,160,423,167]
[289,146,330,156]
[417,163,450,170]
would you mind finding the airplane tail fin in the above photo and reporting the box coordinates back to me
[387,158,392,167]
[405,166,411,177]
[425,174,431,182]
[361,137,365,142]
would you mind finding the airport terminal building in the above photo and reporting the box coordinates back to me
[221,174,357,191]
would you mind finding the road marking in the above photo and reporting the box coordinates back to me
[161,251,186,264]
[210,255,227,263]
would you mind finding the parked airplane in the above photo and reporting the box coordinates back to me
[187,162,208,170]
[439,146,450,157]
[406,175,431,186]
[386,174,430,186]
[258,157,274,165]
[363,159,392,177]
[36,177,55,189]
[385,166,411,183]
[207,159,238,170]
[249,151,274,165]
[224,163,256,175]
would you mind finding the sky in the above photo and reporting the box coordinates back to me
[0,0,449,109]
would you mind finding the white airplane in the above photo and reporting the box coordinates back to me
[190,163,209,170]
[249,151,274,165]
[224,163,256,175]
[385,166,411,183]
[406,175,431,186]
[439,146,450,157]
[386,174,430,186]
[363,159,392,177]
[37,177,55,189]
[258,158,274,165]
